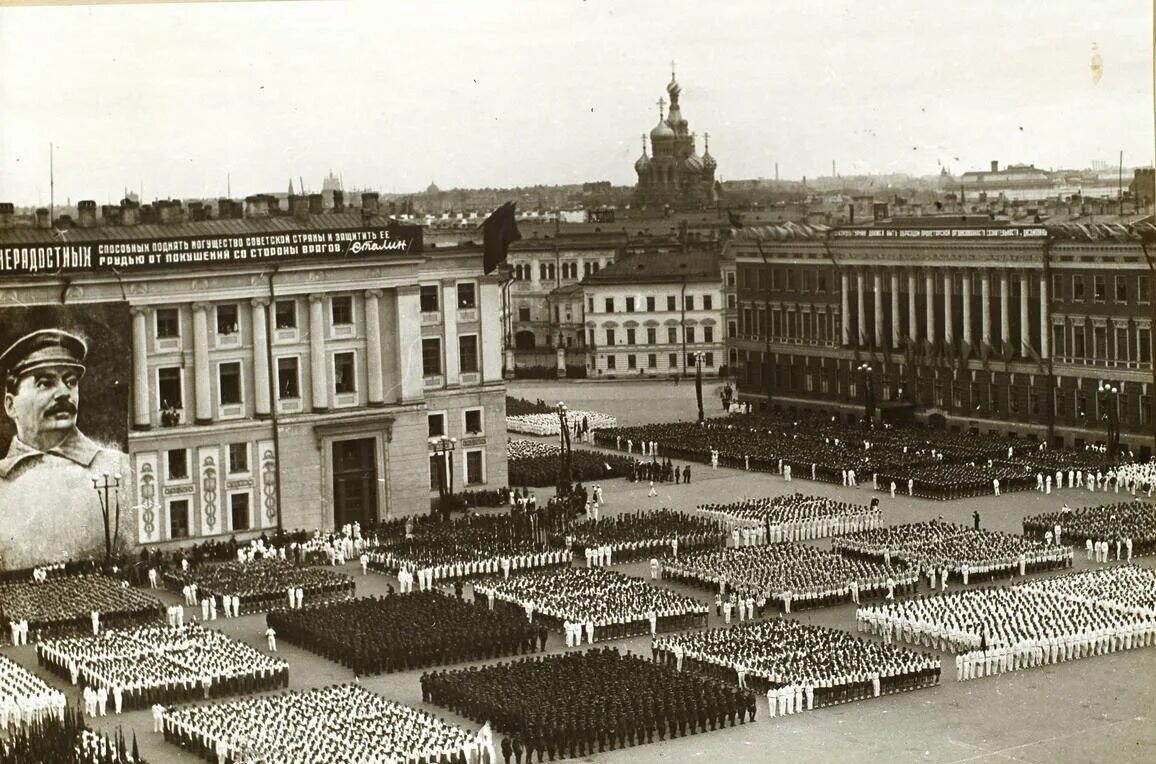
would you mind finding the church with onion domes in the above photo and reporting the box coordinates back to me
[633,68,718,211]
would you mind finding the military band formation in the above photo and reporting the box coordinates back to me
[2,408,1156,762]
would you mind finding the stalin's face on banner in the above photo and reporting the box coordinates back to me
[0,305,132,571]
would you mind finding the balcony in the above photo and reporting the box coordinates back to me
[457,308,478,323]
[421,311,441,326]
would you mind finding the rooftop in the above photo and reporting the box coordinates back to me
[583,250,720,285]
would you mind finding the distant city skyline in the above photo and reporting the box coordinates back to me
[0,0,1151,205]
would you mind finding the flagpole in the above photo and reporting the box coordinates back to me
[49,143,55,225]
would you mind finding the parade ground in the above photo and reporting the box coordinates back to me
[3,378,1155,763]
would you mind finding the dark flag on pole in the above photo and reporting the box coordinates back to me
[482,202,522,274]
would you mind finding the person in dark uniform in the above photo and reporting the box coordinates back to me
[501,736,513,764]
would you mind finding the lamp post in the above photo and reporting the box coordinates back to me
[556,401,572,494]
[693,351,705,424]
[433,437,457,519]
[92,473,122,563]
[857,363,875,423]
[1097,381,1120,453]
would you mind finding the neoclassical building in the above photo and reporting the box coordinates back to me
[633,72,718,211]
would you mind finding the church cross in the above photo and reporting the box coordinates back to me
[657,96,665,118]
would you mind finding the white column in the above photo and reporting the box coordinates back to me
[925,273,935,345]
[395,286,424,402]
[961,270,972,347]
[130,307,151,429]
[1020,272,1031,356]
[441,279,460,385]
[308,294,329,411]
[907,272,917,345]
[250,298,271,418]
[480,276,503,382]
[942,273,954,347]
[856,271,866,346]
[981,270,992,348]
[890,271,901,348]
[530,258,540,287]
[1039,273,1050,358]
[191,303,213,424]
[873,271,884,347]
[999,272,1010,353]
[840,272,851,345]
[364,289,385,405]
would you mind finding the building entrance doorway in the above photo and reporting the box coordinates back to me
[332,438,378,529]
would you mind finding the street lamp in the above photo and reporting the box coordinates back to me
[433,437,457,519]
[556,401,572,494]
[1097,381,1120,453]
[693,351,706,424]
[857,363,875,423]
[92,473,122,563]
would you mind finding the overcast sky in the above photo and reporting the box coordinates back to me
[0,0,1151,205]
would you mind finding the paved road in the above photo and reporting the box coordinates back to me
[2,380,1153,763]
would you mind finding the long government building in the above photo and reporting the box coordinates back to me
[726,220,1156,458]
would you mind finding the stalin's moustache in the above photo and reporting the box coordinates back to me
[46,401,77,417]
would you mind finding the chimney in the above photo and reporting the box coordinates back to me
[188,201,204,222]
[77,200,98,228]
[290,194,309,221]
[0,203,14,229]
[361,192,379,215]
[990,160,999,173]
[308,193,323,214]
[245,195,269,218]
[157,200,177,224]
[35,208,51,229]
[332,190,345,213]
[120,198,140,226]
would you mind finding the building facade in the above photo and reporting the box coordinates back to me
[0,199,508,553]
[728,223,1156,457]
[583,251,724,379]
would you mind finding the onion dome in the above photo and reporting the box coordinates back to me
[683,153,704,172]
[650,98,674,141]
[634,135,651,173]
[702,132,717,171]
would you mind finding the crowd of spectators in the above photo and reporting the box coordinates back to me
[652,618,940,708]
[267,592,543,675]
[36,624,288,712]
[424,649,755,761]
[162,683,479,764]
[0,576,164,644]
[162,559,354,616]
[472,568,708,642]
[695,493,880,543]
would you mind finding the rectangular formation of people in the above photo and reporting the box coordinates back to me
[36,623,288,713]
[0,574,164,644]
[556,509,726,564]
[1023,499,1155,558]
[163,558,354,616]
[0,653,67,731]
[694,493,881,544]
[857,565,1156,681]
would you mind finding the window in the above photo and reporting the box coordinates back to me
[422,338,442,375]
[1052,325,1066,358]
[230,493,250,531]
[430,454,445,491]
[518,306,531,321]
[420,285,439,312]
[1093,326,1107,359]
[1116,327,1129,361]
[627,354,637,369]
[705,352,714,367]
[606,355,616,370]
[1052,274,1063,301]
[604,298,614,313]
[1072,325,1086,358]
[1094,275,1106,302]
[216,304,238,335]
[667,296,676,311]
[1141,328,1152,363]
[466,451,484,485]
[1141,276,1152,304]
[169,500,189,539]
[626,329,636,345]
[458,335,478,373]
[703,295,713,310]
[465,409,483,434]
[647,328,656,344]
[728,321,737,338]
[1116,276,1129,303]
[554,306,560,322]
[158,367,183,409]
[647,353,656,368]
[587,298,594,313]
[457,283,476,309]
[606,329,616,345]
[277,357,299,398]
[686,353,695,368]
[331,296,353,325]
[727,272,736,287]
[686,327,696,343]
[646,296,655,312]
[668,353,678,369]
[667,327,677,343]
[428,413,446,438]
[727,294,736,309]
[817,271,827,293]
[156,308,180,339]
[275,300,296,330]
[584,262,593,277]
[167,449,188,480]
[703,326,714,343]
[800,272,810,293]
[684,295,695,310]
[1072,275,1085,301]
[334,352,356,393]
[785,271,795,291]
[228,443,248,473]
[625,297,636,312]
[219,362,242,405]
[591,262,600,273]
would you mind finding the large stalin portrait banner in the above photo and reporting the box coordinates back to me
[0,303,132,571]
